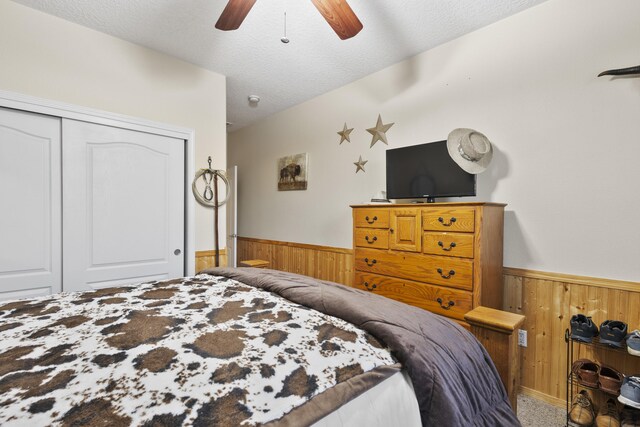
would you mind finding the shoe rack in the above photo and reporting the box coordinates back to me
[565,329,635,426]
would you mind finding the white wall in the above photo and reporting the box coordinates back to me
[0,1,227,252]
[229,0,640,282]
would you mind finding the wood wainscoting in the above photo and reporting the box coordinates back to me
[195,249,227,272]
[236,237,640,407]
[237,237,354,286]
[503,267,640,407]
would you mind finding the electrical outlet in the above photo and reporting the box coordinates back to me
[518,329,527,347]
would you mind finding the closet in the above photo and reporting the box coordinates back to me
[0,106,186,300]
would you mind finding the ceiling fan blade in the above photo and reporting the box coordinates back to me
[310,0,363,40]
[215,0,257,31]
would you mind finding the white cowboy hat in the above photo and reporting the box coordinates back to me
[446,128,493,174]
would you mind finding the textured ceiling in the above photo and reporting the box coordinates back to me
[12,0,547,131]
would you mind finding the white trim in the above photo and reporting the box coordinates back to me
[0,89,196,276]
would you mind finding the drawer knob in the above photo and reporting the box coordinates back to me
[365,235,378,244]
[437,241,457,251]
[436,297,455,310]
[364,257,377,267]
[438,216,457,226]
[365,215,378,224]
[363,281,377,291]
[437,268,455,279]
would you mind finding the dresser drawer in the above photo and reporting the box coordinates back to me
[354,272,473,320]
[423,232,474,258]
[423,208,475,232]
[355,228,389,249]
[355,248,473,290]
[354,209,390,228]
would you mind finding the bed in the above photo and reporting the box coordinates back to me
[0,267,520,426]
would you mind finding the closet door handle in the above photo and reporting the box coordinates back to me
[437,268,455,279]
[438,217,457,226]
[364,258,377,267]
[174,249,182,256]
[437,241,457,251]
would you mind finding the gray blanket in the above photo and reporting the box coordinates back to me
[203,267,520,427]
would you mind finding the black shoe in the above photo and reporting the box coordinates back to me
[571,314,599,343]
[600,320,628,348]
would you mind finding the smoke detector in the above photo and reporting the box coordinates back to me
[248,95,260,104]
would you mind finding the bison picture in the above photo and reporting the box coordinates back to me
[279,163,301,183]
[277,154,308,191]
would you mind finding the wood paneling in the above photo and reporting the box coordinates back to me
[195,249,227,272]
[504,267,639,292]
[237,237,354,286]
[234,238,640,408]
[503,267,640,406]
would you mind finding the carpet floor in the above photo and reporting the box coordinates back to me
[518,394,566,427]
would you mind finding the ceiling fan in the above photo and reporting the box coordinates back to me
[215,0,363,40]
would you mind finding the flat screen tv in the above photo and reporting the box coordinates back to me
[386,140,476,202]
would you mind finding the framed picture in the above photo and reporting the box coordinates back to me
[277,153,308,191]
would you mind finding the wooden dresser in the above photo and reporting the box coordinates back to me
[351,202,505,325]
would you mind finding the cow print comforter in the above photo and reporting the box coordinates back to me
[0,274,398,426]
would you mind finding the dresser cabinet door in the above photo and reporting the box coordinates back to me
[389,208,421,252]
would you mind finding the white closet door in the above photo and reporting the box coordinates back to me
[62,119,184,292]
[0,108,61,301]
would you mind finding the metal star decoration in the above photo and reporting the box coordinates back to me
[353,155,368,173]
[337,122,354,144]
[366,114,394,147]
